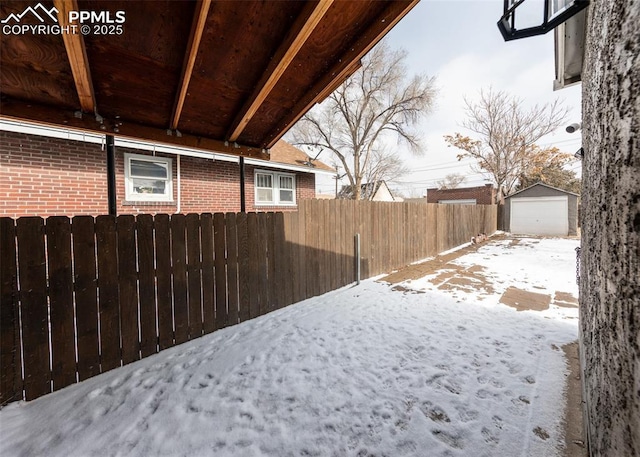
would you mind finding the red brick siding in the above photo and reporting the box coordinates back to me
[426,184,496,205]
[1,131,110,216]
[1,131,316,218]
[297,173,316,200]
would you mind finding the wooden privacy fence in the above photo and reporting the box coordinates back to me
[0,200,496,404]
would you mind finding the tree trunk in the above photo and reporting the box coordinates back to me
[354,176,362,200]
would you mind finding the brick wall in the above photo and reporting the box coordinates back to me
[1,131,109,216]
[1,131,316,218]
[426,184,495,204]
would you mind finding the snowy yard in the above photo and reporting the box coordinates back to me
[0,236,580,457]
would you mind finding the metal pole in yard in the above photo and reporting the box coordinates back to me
[106,134,117,216]
[355,233,360,285]
[239,156,246,212]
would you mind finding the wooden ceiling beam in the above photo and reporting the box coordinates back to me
[314,60,362,105]
[53,0,96,113]
[0,97,269,160]
[226,0,334,142]
[264,0,420,149]
[170,0,212,130]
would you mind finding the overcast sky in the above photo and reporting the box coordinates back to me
[316,0,583,197]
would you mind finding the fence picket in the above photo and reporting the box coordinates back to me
[337,200,346,287]
[16,217,50,400]
[247,213,261,319]
[364,201,372,278]
[270,213,291,309]
[72,216,100,380]
[226,213,239,325]
[46,217,76,391]
[155,215,174,350]
[96,215,120,372]
[265,213,276,311]
[296,204,307,303]
[201,214,215,333]
[305,204,318,297]
[171,214,189,344]
[317,200,328,294]
[186,214,203,338]
[0,218,20,405]
[257,213,269,314]
[213,213,228,329]
[118,215,140,365]
[343,200,353,284]
[236,213,251,323]
[323,200,333,294]
[281,213,294,307]
[137,215,157,358]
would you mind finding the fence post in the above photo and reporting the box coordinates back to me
[355,233,360,285]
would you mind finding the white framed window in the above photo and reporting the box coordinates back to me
[124,153,173,202]
[255,170,296,206]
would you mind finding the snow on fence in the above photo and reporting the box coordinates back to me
[0,200,496,404]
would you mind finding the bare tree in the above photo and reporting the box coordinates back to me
[289,40,436,200]
[437,173,466,189]
[363,147,410,186]
[444,88,569,202]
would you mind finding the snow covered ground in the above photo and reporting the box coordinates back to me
[0,237,580,457]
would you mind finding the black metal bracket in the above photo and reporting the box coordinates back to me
[498,0,589,41]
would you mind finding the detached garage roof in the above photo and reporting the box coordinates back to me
[506,182,580,199]
[0,0,418,159]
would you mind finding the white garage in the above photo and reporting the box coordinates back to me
[504,183,579,236]
[510,196,568,235]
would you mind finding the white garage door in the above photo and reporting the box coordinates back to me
[510,196,568,235]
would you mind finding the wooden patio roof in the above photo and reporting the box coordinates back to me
[0,0,419,159]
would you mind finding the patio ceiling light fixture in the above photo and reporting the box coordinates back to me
[498,0,589,41]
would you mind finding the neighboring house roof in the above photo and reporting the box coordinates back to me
[506,182,580,199]
[269,141,334,173]
[337,180,395,201]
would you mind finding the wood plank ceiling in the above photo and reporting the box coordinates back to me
[0,0,419,158]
